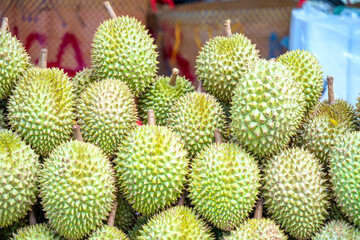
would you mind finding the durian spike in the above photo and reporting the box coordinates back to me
[107,201,118,226]
[327,76,335,105]
[214,129,223,144]
[103,1,117,19]
[73,124,83,142]
[197,80,203,93]
[29,209,36,225]
[177,192,186,206]
[1,17,9,31]
[254,198,263,219]
[224,19,232,37]
[169,68,179,86]
[148,109,156,126]
[37,49,48,69]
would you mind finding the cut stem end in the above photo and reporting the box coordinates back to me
[103,1,117,19]
[169,68,179,86]
[38,49,48,69]
[214,129,223,144]
[224,19,232,37]
[73,124,83,142]
[1,17,9,31]
[107,201,118,226]
[327,76,335,105]
[148,109,156,126]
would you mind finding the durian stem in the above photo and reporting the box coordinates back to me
[29,209,36,225]
[148,109,156,126]
[177,192,186,206]
[327,76,335,105]
[169,68,179,86]
[214,129,223,144]
[224,19,232,37]
[1,17,9,31]
[73,124,83,142]
[38,49,48,69]
[197,80,203,93]
[254,198,263,219]
[107,201,118,227]
[103,1,117,19]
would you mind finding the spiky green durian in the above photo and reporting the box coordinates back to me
[329,131,360,227]
[92,16,158,96]
[356,96,360,130]
[313,220,360,240]
[277,50,323,111]
[128,216,150,240]
[72,68,94,99]
[11,223,62,240]
[88,225,129,240]
[0,130,39,227]
[0,217,29,239]
[114,195,137,232]
[196,33,259,103]
[139,72,194,125]
[225,218,287,240]
[138,206,214,240]
[167,92,227,157]
[8,67,74,156]
[188,143,260,231]
[230,59,305,158]
[0,22,31,99]
[298,100,356,165]
[39,141,116,239]
[77,79,138,157]
[263,147,329,240]
[115,125,189,215]
[0,108,5,128]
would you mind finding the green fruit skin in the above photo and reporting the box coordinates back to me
[230,59,305,158]
[127,216,150,240]
[0,108,5,128]
[0,29,31,99]
[91,16,158,96]
[116,125,189,215]
[196,33,260,103]
[138,206,214,240]
[356,96,360,131]
[0,130,39,227]
[167,91,227,158]
[139,75,194,125]
[263,147,329,240]
[225,218,287,240]
[8,67,75,156]
[277,50,323,112]
[330,131,360,227]
[189,143,260,231]
[11,223,62,240]
[88,225,129,240]
[313,220,360,240]
[77,79,138,157]
[72,68,94,99]
[39,141,116,240]
[113,195,137,232]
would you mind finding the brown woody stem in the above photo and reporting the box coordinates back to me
[254,198,263,219]
[197,80,203,93]
[29,209,36,225]
[103,1,117,19]
[214,129,223,144]
[327,76,335,105]
[38,49,48,69]
[169,68,179,86]
[177,192,186,206]
[1,17,9,31]
[224,19,232,37]
[148,109,156,126]
[107,201,118,226]
[73,124,83,142]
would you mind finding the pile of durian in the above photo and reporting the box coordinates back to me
[1,2,360,240]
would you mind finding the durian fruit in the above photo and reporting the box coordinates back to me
[139,68,194,125]
[88,225,129,240]
[356,96,360,130]
[114,195,137,232]
[230,59,305,158]
[188,139,260,231]
[72,68,94,99]
[77,79,138,157]
[298,99,356,165]
[263,147,329,240]
[39,141,116,239]
[115,111,189,215]
[92,4,158,96]
[329,131,360,227]
[196,19,259,102]
[0,217,28,239]
[8,60,75,156]
[0,130,39,227]
[128,216,150,240]
[167,91,227,157]
[0,18,31,99]
[0,108,5,128]
[224,218,287,240]
[313,220,360,240]
[277,50,323,111]
[137,206,214,239]
[11,223,62,240]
